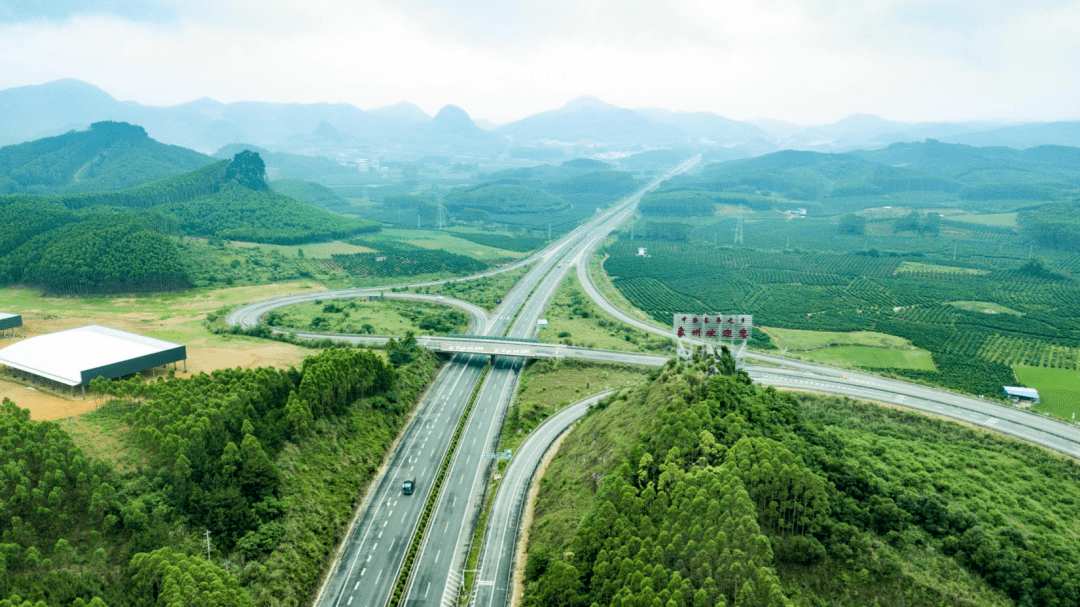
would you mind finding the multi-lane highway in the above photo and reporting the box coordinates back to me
[223,153,1080,607]
[305,157,700,607]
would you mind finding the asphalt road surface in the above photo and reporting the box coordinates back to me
[311,159,699,607]
[471,392,608,607]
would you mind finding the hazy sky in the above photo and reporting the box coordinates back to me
[1,0,1078,125]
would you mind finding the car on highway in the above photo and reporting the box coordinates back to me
[403,477,416,495]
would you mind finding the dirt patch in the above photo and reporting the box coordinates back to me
[1,324,310,422]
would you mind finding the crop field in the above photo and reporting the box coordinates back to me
[1013,366,1080,420]
[764,327,916,351]
[230,239,377,257]
[946,212,1020,228]
[895,261,990,276]
[800,345,938,370]
[949,300,1023,315]
[601,219,1080,399]
[368,228,527,261]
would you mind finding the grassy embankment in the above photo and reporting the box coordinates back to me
[537,273,674,354]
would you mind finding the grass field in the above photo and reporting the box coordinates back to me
[368,229,527,261]
[895,261,989,276]
[949,300,1023,315]
[801,345,938,371]
[538,273,674,353]
[229,240,377,257]
[266,297,469,336]
[764,327,916,351]
[946,212,1019,228]
[1014,366,1080,421]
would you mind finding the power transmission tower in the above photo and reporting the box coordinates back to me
[437,203,447,229]
[733,217,744,245]
[204,529,212,561]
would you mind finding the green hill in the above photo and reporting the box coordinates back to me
[0,150,379,294]
[270,178,355,214]
[162,182,377,245]
[445,184,570,214]
[0,121,215,195]
[525,355,1080,607]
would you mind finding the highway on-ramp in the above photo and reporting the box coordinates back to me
[308,158,700,607]
[471,392,608,607]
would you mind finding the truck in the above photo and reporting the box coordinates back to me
[403,477,416,495]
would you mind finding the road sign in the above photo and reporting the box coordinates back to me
[482,453,497,459]
[498,449,513,461]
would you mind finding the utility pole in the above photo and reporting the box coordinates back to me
[417,213,421,229]
[734,217,744,245]
[547,223,551,241]
[204,529,212,561]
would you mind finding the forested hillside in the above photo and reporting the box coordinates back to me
[655,142,1080,217]
[525,354,1080,607]
[0,121,215,195]
[0,148,378,294]
[0,338,436,606]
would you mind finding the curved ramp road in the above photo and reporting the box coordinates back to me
[472,392,608,607]
[228,291,489,334]
[306,160,700,607]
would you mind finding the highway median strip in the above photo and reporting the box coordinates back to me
[390,360,491,607]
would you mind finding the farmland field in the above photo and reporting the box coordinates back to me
[800,345,938,370]
[367,228,527,261]
[764,327,915,351]
[1014,366,1080,421]
[600,205,1080,398]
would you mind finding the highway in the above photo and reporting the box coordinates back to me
[222,152,1080,607]
[471,392,607,607]
[310,158,700,607]
[399,156,703,607]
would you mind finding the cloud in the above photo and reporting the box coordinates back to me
[0,0,1077,124]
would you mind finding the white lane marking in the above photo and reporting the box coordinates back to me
[402,511,407,522]
[382,520,387,527]
[445,520,449,533]
[347,597,352,605]
[452,496,457,507]
[895,395,905,403]
[425,582,431,598]
[435,550,441,563]
[986,417,999,426]
[366,555,371,562]
[389,539,396,551]
[378,531,382,538]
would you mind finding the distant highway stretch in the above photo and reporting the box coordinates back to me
[303,157,702,607]
[225,154,1080,607]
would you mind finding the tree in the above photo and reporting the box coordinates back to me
[838,213,866,235]
[224,151,268,191]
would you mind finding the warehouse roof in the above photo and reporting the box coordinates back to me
[1003,386,1040,401]
[0,325,185,386]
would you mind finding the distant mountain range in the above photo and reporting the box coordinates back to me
[1,79,1079,160]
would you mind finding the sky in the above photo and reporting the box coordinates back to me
[1,0,1078,125]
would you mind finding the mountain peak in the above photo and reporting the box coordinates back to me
[563,95,617,111]
[432,105,474,124]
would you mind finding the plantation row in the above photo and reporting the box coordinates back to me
[604,240,1080,395]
